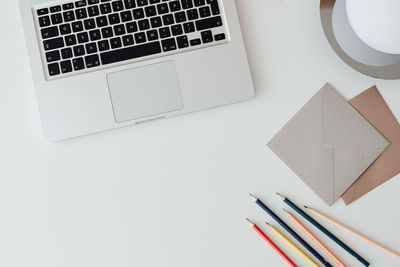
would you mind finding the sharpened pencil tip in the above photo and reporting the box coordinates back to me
[265,221,271,226]
[276,192,285,200]
[304,205,309,209]
[249,193,258,201]
[282,208,290,214]
[246,218,254,226]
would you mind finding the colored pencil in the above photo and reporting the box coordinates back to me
[276,193,369,266]
[283,208,346,267]
[305,206,400,259]
[246,218,297,267]
[249,193,332,267]
[265,222,319,267]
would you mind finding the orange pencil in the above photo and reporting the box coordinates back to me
[283,209,347,267]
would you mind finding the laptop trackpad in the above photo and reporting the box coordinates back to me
[107,61,184,123]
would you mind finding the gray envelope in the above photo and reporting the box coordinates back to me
[267,83,389,205]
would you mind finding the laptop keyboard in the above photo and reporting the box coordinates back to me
[34,0,229,80]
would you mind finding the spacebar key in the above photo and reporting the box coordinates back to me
[100,41,162,65]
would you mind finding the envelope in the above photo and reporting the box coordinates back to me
[267,83,389,205]
[342,86,400,204]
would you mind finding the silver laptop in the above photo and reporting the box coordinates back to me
[20,0,254,141]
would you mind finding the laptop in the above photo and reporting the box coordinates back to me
[20,0,254,141]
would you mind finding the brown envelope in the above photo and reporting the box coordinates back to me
[342,86,400,205]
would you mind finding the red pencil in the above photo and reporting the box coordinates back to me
[247,218,297,267]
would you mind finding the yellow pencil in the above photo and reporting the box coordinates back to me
[266,222,319,267]
[305,206,400,259]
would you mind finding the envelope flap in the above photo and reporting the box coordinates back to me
[322,84,389,149]
[269,89,323,142]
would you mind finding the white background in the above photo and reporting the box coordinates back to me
[1,0,399,266]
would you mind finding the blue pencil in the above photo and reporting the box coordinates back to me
[249,193,332,267]
[276,193,369,266]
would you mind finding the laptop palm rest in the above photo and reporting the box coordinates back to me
[107,61,184,123]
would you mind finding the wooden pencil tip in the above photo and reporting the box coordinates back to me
[246,218,255,226]
[249,193,258,201]
[276,192,285,200]
[265,221,271,226]
[304,205,309,209]
[282,208,290,214]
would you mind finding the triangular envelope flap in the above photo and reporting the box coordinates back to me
[268,139,335,205]
[323,84,389,149]
[268,88,323,142]
[333,147,386,200]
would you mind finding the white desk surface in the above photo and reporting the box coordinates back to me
[1,0,399,266]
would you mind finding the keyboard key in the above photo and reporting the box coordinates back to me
[162,14,174,25]
[63,11,75,22]
[121,11,133,22]
[122,34,135,46]
[39,16,51,27]
[199,6,211,17]
[177,35,189,48]
[100,41,162,65]
[75,0,87,7]
[187,9,198,20]
[85,42,98,54]
[88,0,100,4]
[85,54,100,68]
[50,6,62,13]
[73,57,85,70]
[98,40,110,51]
[124,0,136,9]
[181,0,193,9]
[51,13,63,24]
[75,8,88,19]
[84,18,96,29]
[208,0,220,15]
[65,34,77,46]
[150,0,160,3]
[146,29,158,41]
[112,1,124,12]
[62,3,74,10]
[195,16,222,31]
[45,50,61,62]
[159,27,171,38]
[73,45,85,56]
[88,5,100,17]
[133,8,145,19]
[157,3,168,14]
[100,3,112,14]
[77,32,89,43]
[214,33,225,41]
[134,32,146,43]
[169,1,181,11]
[60,60,73,73]
[137,0,148,6]
[101,27,114,38]
[96,16,108,27]
[145,6,157,17]
[108,13,120,24]
[201,30,213,43]
[48,63,60,76]
[61,47,73,59]
[114,24,126,36]
[89,29,102,40]
[72,21,84,32]
[171,24,183,36]
[175,11,186,23]
[110,37,122,48]
[41,26,59,39]
[59,24,72,35]
[138,19,150,31]
[37,8,49,16]
[150,17,162,28]
[190,38,201,46]
[126,22,138,33]
[183,21,195,33]
[43,37,64,50]
[161,38,176,51]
